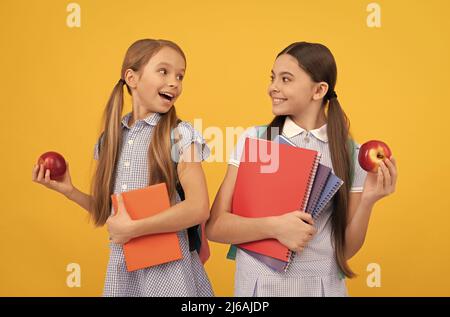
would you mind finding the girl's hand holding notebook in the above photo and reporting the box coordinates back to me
[107,193,138,245]
[271,211,316,252]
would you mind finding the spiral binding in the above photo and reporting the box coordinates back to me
[306,171,327,213]
[283,250,297,272]
[313,179,344,220]
[300,152,322,212]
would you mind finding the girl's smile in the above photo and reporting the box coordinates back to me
[271,96,288,106]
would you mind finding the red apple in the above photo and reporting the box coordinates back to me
[37,151,67,180]
[358,140,392,173]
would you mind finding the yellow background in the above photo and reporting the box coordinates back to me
[1,0,449,296]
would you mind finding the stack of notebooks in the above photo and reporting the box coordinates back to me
[231,136,344,272]
[274,135,344,220]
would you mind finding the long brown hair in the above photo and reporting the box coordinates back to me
[90,39,186,226]
[265,42,355,278]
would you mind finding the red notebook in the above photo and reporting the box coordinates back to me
[232,137,320,262]
[111,183,182,272]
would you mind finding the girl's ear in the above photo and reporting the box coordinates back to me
[124,69,138,89]
[312,82,329,101]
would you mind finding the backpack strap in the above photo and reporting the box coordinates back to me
[171,122,203,254]
[348,138,356,186]
[256,125,268,139]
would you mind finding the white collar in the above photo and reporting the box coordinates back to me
[282,116,328,142]
[121,112,161,129]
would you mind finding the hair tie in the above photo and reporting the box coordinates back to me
[328,90,337,100]
[119,79,126,85]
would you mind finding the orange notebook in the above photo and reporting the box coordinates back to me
[232,137,320,262]
[111,183,182,272]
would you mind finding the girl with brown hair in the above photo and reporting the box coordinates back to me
[206,42,397,296]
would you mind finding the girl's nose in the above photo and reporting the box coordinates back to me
[269,83,280,94]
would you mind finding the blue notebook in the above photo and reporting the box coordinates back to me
[273,134,295,147]
[305,163,331,214]
[311,173,344,219]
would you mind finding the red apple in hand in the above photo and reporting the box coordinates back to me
[37,151,67,180]
[358,140,392,173]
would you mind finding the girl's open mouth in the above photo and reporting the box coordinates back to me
[159,92,174,102]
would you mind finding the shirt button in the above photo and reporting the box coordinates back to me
[304,133,310,143]
[124,161,130,167]
[128,139,134,145]
[121,184,127,190]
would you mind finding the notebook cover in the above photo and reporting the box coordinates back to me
[111,183,182,272]
[241,248,290,272]
[311,173,344,219]
[272,134,295,146]
[305,164,332,214]
[232,137,320,261]
[273,135,332,215]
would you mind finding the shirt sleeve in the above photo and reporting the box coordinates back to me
[228,126,258,168]
[350,142,368,192]
[173,121,210,162]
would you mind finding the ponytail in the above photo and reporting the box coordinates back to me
[327,97,355,278]
[264,115,286,141]
[90,79,126,226]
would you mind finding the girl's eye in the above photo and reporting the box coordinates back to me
[159,69,167,75]
[270,76,274,82]
[177,74,184,81]
[282,77,290,83]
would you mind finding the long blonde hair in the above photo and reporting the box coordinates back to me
[90,39,186,226]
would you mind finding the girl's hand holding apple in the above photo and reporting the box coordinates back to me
[32,152,75,199]
[358,141,398,206]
